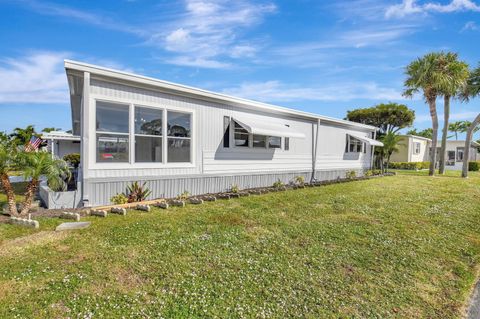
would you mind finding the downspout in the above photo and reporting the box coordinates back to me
[370,130,377,169]
[80,71,90,207]
[311,119,320,182]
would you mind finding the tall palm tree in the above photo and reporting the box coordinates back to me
[461,65,480,178]
[9,125,37,147]
[437,53,469,174]
[0,138,18,215]
[379,132,401,172]
[18,151,70,216]
[448,121,467,140]
[404,53,447,176]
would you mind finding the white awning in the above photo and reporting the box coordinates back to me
[233,116,306,139]
[348,132,383,147]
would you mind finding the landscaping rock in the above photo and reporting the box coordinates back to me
[238,192,250,197]
[248,190,262,195]
[170,200,185,207]
[111,207,127,215]
[217,194,230,200]
[228,193,240,198]
[202,195,217,202]
[9,217,39,229]
[90,210,108,217]
[60,212,81,222]
[189,198,204,205]
[56,222,91,231]
[154,201,169,209]
[136,204,151,212]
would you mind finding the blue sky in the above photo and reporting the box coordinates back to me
[0,0,479,136]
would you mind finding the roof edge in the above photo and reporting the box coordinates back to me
[64,59,378,131]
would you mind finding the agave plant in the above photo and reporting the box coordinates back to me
[126,181,152,203]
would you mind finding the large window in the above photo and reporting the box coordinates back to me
[96,102,129,162]
[268,136,281,148]
[167,111,191,163]
[347,136,363,153]
[253,135,267,148]
[135,106,163,163]
[234,121,250,147]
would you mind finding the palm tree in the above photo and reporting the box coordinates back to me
[461,65,480,178]
[448,121,467,140]
[18,151,70,216]
[9,125,37,147]
[0,138,18,215]
[379,132,401,172]
[404,53,447,176]
[437,53,469,174]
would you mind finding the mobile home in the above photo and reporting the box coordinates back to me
[41,60,382,208]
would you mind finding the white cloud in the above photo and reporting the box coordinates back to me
[222,80,405,102]
[0,52,69,104]
[461,21,479,31]
[165,56,231,69]
[385,0,480,18]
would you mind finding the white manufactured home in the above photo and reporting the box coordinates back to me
[41,60,382,208]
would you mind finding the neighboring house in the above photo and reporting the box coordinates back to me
[41,60,383,208]
[41,131,81,159]
[391,134,480,170]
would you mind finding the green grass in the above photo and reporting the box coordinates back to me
[1,173,480,318]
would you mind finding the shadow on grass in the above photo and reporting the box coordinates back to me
[391,169,469,178]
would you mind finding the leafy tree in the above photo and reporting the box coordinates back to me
[437,53,469,174]
[18,151,70,215]
[41,127,62,133]
[448,121,467,140]
[9,125,37,147]
[346,103,415,135]
[404,52,452,176]
[379,132,401,172]
[0,136,19,215]
[406,128,433,139]
[460,65,480,178]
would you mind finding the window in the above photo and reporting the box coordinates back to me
[96,101,129,162]
[347,135,363,153]
[284,137,290,151]
[167,111,191,163]
[223,116,230,148]
[135,107,163,163]
[457,147,464,162]
[447,151,456,165]
[253,135,267,148]
[268,136,281,149]
[234,121,250,147]
[413,142,421,155]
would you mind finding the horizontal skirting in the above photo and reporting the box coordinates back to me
[83,168,367,207]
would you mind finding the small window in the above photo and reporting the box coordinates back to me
[268,136,281,149]
[347,136,363,153]
[234,121,249,147]
[167,111,191,163]
[413,142,421,155]
[457,147,464,162]
[285,137,290,151]
[135,106,163,163]
[253,135,267,148]
[223,116,230,148]
[96,101,129,163]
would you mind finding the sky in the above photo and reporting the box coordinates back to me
[0,0,479,137]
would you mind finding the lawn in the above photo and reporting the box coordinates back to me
[1,172,480,318]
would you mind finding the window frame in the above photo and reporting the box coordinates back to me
[413,142,421,155]
[229,119,287,151]
[134,105,164,164]
[346,135,364,153]
[90,97,195,169]
[456,147,464,162]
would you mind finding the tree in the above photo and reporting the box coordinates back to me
[406,128,433,139]
[346,103,415,135]
[379,132,401,172]
[9,125,37,147]
[448,121,467,140]
[404,52,451,176]
[18,151,70,215]
[461,65,480,178]
[42,127,62,133]
[0,136,18,215]
[437,53,469,175]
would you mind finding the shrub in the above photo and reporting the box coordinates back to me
[294,176,305,185]
[346,170,356,179]
[230,184,239,193]
[126,181,152,203]
[111,193,128,205]
[468,161,480,171]
[273,179,284,189]
[177,190,190,201]
[389,162,430,170]
[63,153,80,168]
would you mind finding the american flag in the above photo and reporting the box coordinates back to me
[25,136,42,152]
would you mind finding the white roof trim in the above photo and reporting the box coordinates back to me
[348,132,384,147]
[64,60,377,131]
[41,131,80,141]
[233,116,306,139]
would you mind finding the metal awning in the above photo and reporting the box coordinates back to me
[348,132,383,147]
[233,116,306,139]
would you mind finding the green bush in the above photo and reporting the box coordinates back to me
[389,162,430,170]
[177,190,190,201]
[230,184,239,193]
[126,181,152,203]
[273,179,284,189]
[110,193,128,205]
[294,176,305,185]
[468,161,480,171]
[346,170,356,179]
[63,153,80,168]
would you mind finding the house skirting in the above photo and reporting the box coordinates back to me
[81,168,366,207]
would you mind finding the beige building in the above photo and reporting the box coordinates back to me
[391,135,480,170]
